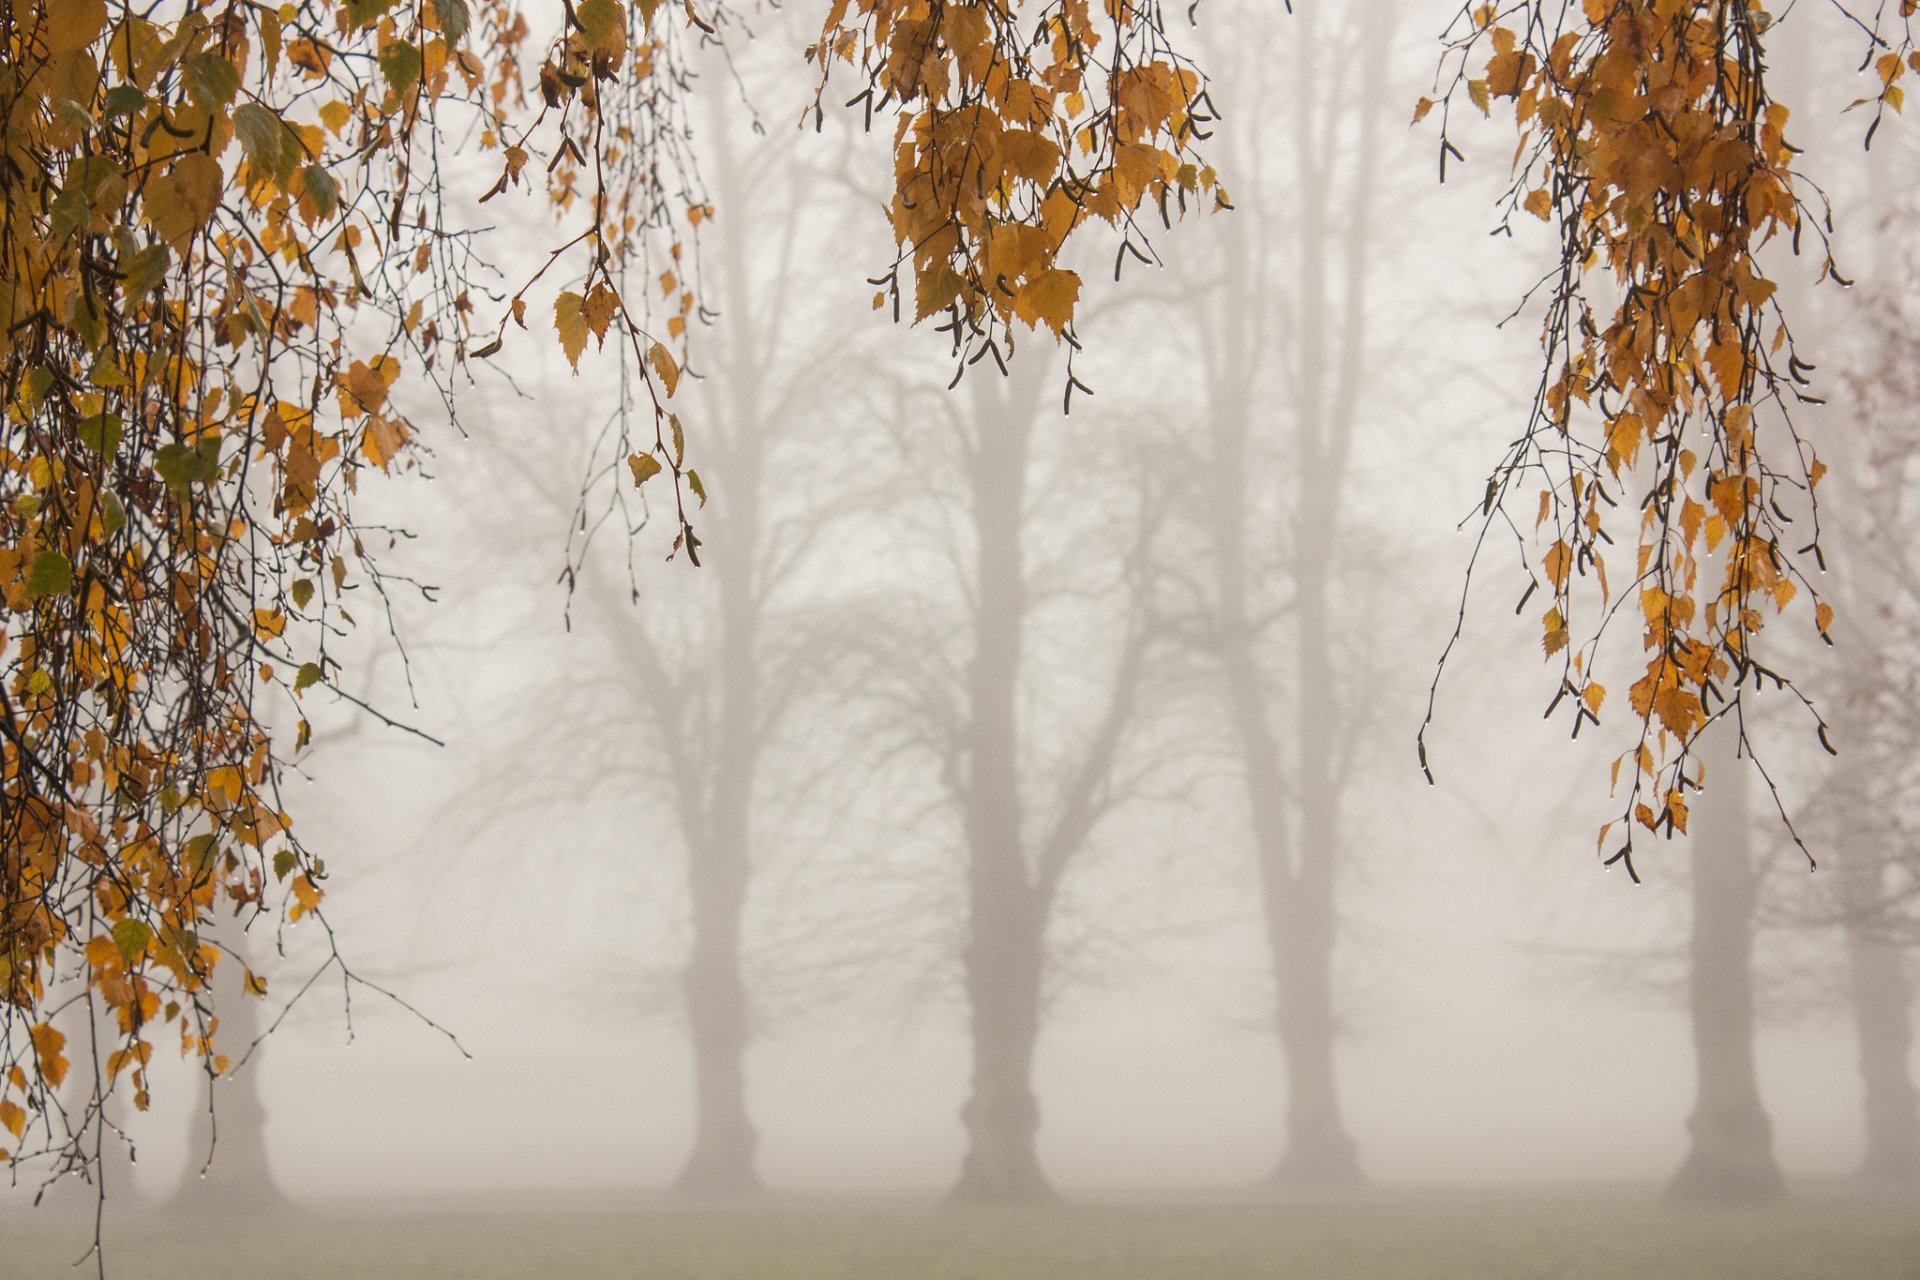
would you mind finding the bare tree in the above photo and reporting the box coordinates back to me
[852,347,1168,1203]
[434,40,886,1195]
[1163,0,1400,1186]
[1668,721,1788,1202]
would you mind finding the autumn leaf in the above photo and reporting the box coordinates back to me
[555,291,590,370]
[30,1024,67,1089]
[1014,268,1081,337]
[648,342,679,396]
[25,551,72,598]
[584,284,621,343]
[113,919,152,966]
[45,0,107,54]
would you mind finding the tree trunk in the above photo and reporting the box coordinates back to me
[951,884,1052,1204]
[1844,883,1920,1182]
[172,926,285,1211]
[1270,895,1361,1185]
[676,880,760,1196]
[669,90,768,1195]
[1668,727,1786,1202]
[675,416,764,1197]
[950,369,1054,1205]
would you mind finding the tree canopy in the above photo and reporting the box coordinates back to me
[0,0,1909,1203]
[1420,0,1914,878]
[0,0,1217,1180]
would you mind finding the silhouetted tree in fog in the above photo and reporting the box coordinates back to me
[170,922,284,1211]
[1170,0,1397,1186]
[856,350,1166,1203]
[1810,182,1920,1184]
[1668,721,1786,1202]
[446,50,880,1195]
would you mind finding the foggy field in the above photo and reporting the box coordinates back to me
[8,1191,1919,1280]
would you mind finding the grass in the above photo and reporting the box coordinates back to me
[5,1187,1917,1279]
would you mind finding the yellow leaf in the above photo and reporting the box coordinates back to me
[31,1024,68,1089]
[1543,539,1571,589]
[648,342,679,396]
[289,873,323,920]
[46,0,108,54]
[0,1100,23,1139]
[628,453,662,485]
[171,153,225,232]
[1013,268,1080,337]
[583,284,620,342]
[554,291,588,370]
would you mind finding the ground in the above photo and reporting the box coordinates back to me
[4,1186,1917,1279]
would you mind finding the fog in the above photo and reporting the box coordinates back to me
[7,0,1919,1274]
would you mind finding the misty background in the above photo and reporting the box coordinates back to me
[6,0,1918,1236]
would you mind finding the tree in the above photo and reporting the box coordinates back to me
[1423,1,1917,869]
[848,351,1168,1202]
[1668,719,1787,1202]
[10,0,1920,1213]
[1171,0,1398,1186]
[0,0,1209,1196]
[547,62,887,1195]
[1808,182,1920,1182]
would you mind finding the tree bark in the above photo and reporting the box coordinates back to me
[950,883,1052,1204]
[172,926,285,1211]
[672,446,764,1197]
[1844,879,1920,1182]
[1668,726,1786,1202]
[677,886,760,1195]
[667,85,771,1196]
[949,368,1055,1205]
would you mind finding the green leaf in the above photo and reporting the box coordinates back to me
[183,834,218,879]
[102,83,146,118]
[65,289,107,351]
[272,849,298,882]
[576,0,626,48]
[295,662,323,693]
[429,0,471,42]
[112,919,152,966]
[291,578,314,610]
[26,551,72,598]
[183,51,241,110]
[379,39,423,97]
[77,412,122,458]
[100,490,127,536]
[296,165,340,222]
[120,241,173,304]
[156,439,221,495]
[233,103,296,186]
[49,186,90,241]
[345,0,399,26]
[686,468,707,507]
